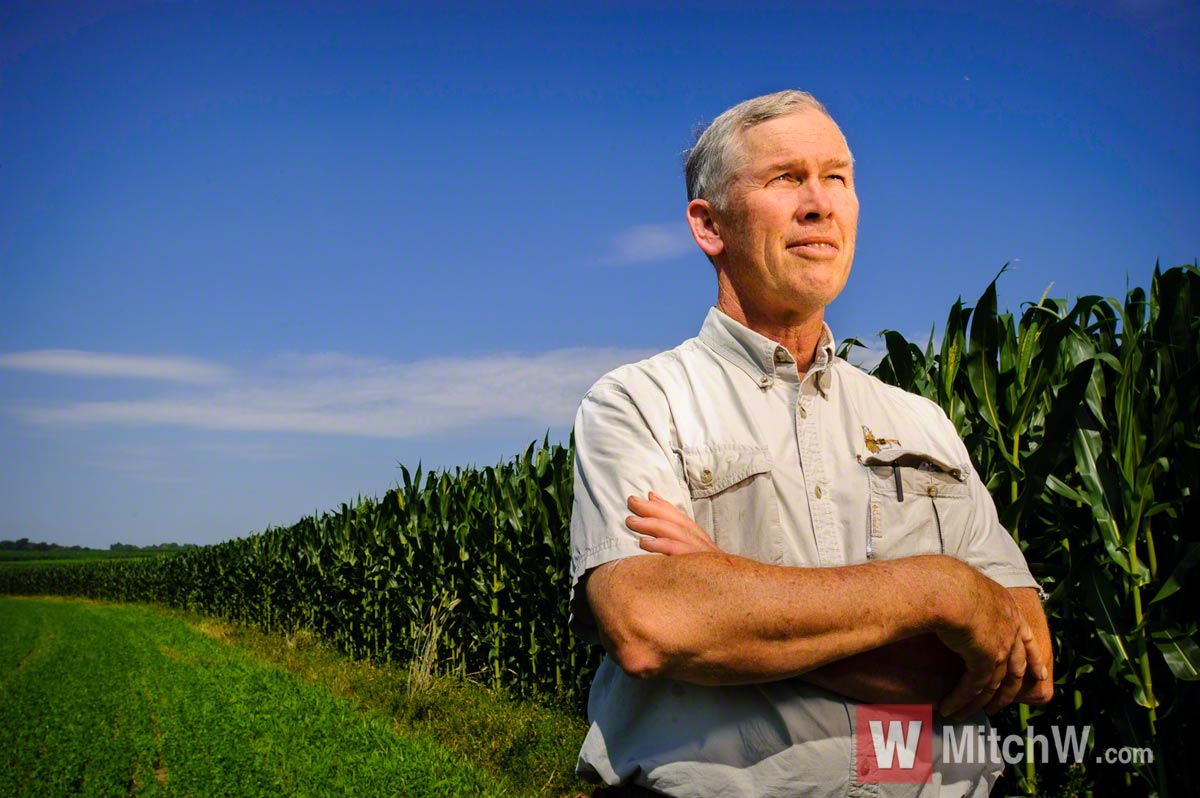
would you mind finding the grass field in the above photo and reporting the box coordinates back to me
[0,597,541,797]
[0,548,175,563]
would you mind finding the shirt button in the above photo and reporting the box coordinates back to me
[758,375,771,387]
[774,349,790,363]
[814,485,823,499]
[798,406,808,419]
[700,468,713,485]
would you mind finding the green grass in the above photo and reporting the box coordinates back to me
[0,559,145,574]
[0,597,513,797]
[159,606,593,798]
[0,549,166,563]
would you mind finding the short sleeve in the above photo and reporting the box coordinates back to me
[568,380,692,643]
[940,418,1039,591]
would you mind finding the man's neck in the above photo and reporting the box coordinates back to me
[715,293,827,375]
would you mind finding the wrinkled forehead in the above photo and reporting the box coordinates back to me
[730,110,854,174]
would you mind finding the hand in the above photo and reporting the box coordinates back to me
[935,568,1048,720]
[625,493,721,555]
[977,631,1034,715]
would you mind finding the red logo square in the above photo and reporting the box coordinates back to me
[855,704,933,783]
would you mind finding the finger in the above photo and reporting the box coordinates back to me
[938,664,994,718]
[949,659,1008,721]
[1012,670,1054,705]
[627,496,716,539]
[936,628,1000,717]
[983,673,1023,715]
[625,515,714,550]
[628,493,686,520]
[1009,624,1053,705]
[647,491,684,512]
[960,619,1033,719]
[627,494,652,513]
[1020,621,1048,682]
[639,536,702,556]
[984,638,1028,714]
[624,514,685,539]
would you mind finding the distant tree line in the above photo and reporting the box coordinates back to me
[107,542,197,553]
[0,539,197,553]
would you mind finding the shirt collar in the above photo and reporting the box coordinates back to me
[698,306,837,384]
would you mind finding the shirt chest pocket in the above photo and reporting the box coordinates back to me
[677,444,781,560]
[860,449,969,560]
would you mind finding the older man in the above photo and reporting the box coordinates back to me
[569,90,1053,797]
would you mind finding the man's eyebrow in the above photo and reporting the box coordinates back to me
[758,157,854,175]
[758,159,805,175]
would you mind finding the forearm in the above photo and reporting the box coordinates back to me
[801,634,964,704]
[587,551,973,685]
[804,593,1054,711]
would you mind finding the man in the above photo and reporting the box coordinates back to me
[569,90,1053,797]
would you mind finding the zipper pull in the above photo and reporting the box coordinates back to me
[893,466,904,502]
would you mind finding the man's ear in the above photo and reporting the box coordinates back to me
[687,199,724,258]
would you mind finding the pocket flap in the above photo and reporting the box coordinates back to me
[678,445,771,498]
[858,447,968,482]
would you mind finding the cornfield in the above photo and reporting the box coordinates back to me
[849,263,1199,797]
[3,264,1196,797]
[0,445,601,705]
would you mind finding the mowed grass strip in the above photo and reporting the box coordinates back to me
[168,609,592,797]
[0,598,505,798]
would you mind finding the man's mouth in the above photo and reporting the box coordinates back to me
[788,238,839,255]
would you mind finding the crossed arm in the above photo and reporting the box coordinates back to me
[584,493,1053,719]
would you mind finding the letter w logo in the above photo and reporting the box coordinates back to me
[856,705,933,783]
[869,719,921,768]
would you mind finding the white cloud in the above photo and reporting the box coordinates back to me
[0,349,230,384]
[190,442,296,461]
[9,347,656,439]
[603,222,696,265]
[90,443,195,484]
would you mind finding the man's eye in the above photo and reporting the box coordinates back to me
[772,174,797,184]
[826,174,848,184]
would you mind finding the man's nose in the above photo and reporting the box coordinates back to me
[796,178,833,221]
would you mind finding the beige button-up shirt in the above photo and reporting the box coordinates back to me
[570,307,1038,798]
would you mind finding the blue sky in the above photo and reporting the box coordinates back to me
[2,1,1197,548]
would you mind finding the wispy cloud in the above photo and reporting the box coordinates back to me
[6,347,655,439]
[91,443,195,484]
[602,222,695,265]
[189,442,296,461]
[0,350,230,384]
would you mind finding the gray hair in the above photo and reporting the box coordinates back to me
[684,90,833,210]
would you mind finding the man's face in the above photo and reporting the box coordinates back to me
[708,109,858,321]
